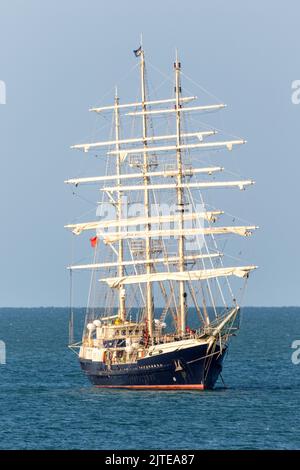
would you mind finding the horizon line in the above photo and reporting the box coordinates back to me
[0,306,300,309]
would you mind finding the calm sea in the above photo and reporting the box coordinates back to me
[0,307,299,449]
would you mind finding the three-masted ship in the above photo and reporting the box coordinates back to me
[65,46,257,390]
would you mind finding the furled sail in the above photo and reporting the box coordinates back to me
[71,130,215,152]
[102,180,254,193]
[89,95,197,113]
[64,166,223,185]
[101,266,257,288]
[98,225,258,244]
[68,252,222,270]
[125,103,226,116]
[65,211,223,235]
[107,139,246,157]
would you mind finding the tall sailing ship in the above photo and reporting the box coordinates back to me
[65,46,257,390]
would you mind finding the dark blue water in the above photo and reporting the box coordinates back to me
[0,307,299,449]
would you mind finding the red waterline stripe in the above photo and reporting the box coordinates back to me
[95,384,205,390]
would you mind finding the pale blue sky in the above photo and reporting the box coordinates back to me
[0,0,299,306]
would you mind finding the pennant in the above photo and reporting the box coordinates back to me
[90,236,98,248]
[133,46,142,57]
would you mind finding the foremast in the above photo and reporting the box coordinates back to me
[114,89,126,322]
[139,47,154,338]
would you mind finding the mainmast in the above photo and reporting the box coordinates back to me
[140,46,154,337]
[114,89,126,321]
[175,51,186,336]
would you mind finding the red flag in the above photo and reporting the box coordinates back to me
[90,236,98,248]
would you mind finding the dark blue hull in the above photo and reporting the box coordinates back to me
[80,343,226,390]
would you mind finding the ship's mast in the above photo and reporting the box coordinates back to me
[140,47,154,338]
[114,89,126,321]
[175,51,187,336]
